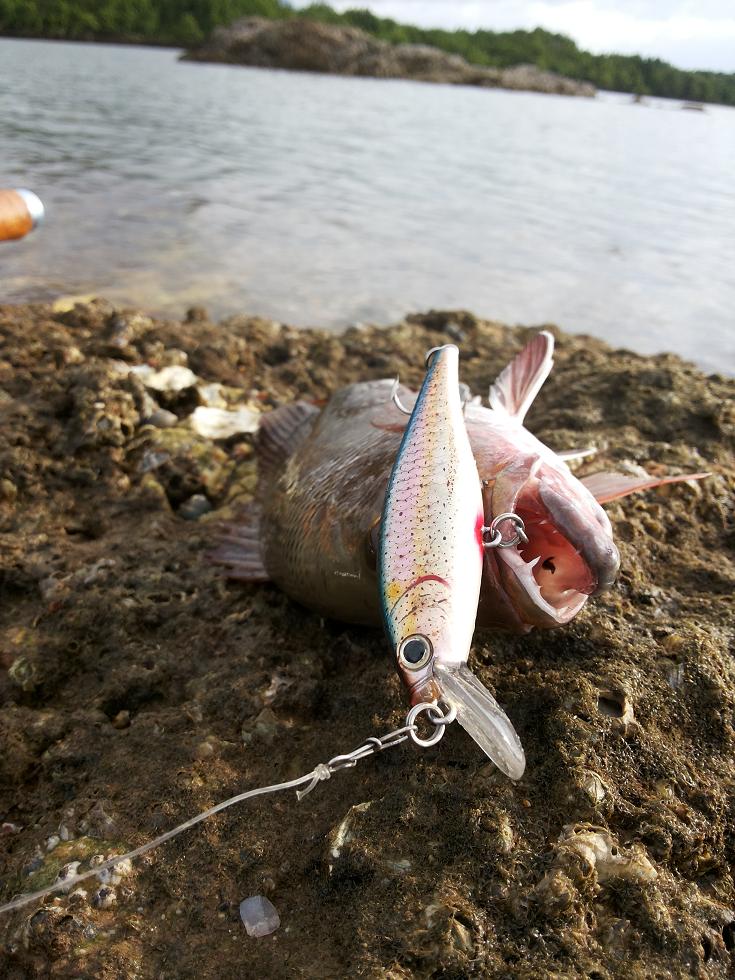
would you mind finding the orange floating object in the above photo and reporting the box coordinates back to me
[0,188,44,242]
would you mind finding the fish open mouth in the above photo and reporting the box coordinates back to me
[495,481,617,626]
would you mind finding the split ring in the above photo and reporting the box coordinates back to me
[482,512,528,550]
[407,700,456,747]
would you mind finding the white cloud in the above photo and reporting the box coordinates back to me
[291,1,735,72]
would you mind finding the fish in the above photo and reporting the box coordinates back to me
[378,343,526,778]
[214,331,708,633]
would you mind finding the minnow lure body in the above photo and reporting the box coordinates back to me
[378,344,484,704]
[377,344,526,778]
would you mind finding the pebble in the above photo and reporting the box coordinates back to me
[178,494,213,520]
[92,886,117,909]
[239,895,280,938]
[140,449,170,473]
[55,861,81,891]
[0,477,17,501]
[146,408,178,428]
[23,855,44,877]
[194,739,216,760]
[242,708,279,745]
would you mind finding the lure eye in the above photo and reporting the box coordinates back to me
[397,634,433,670]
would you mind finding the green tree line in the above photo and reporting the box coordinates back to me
[1,0,733,106]
[0,0,290,45]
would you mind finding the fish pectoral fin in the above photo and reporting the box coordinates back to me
[434,663,526,780]
[581,469,711,504]
[557,446,597,462]
[208,505,270,582]
[488,330,554,423]
[256,401,319,482]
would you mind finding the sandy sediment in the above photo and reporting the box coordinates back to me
[0,300,733,978]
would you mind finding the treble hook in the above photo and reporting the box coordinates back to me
[391,377,412,416]
[458,382,472,417]
[392,378,473,417]
[424,344,456,367]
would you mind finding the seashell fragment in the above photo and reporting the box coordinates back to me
[327,801,372,873]
[596,687,635,729]
[189,405,260,439]
[131,364,198,392]
[580,770,606,804]
[558,824,657,883]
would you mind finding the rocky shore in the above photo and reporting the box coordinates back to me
[0,300,733,978]
[182,18,596,98]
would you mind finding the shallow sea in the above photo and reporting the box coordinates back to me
[1,38,733,373]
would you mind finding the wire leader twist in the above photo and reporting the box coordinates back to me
[0,700,456,916]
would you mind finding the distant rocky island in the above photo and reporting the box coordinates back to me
[182,17,596,98]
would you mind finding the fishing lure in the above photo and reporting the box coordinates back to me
[379,343,526,780]
[215,331,707,636]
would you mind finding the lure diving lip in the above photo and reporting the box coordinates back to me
[378,343,526,780]
[0,188,45,242]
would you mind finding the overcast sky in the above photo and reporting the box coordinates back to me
[292,1,735,72]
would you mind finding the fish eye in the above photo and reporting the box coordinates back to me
[398,634,433,670]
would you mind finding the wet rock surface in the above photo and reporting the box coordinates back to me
[183,17,596,98]
[0,300,733,978]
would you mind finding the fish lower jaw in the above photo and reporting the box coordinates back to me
[501,548,589,624]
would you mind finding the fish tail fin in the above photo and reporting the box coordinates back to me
[489,330,554,423]
[208,504,270,582]
[434,662,526,780]
[256,401,319,482]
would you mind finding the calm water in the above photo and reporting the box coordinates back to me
[1,38,733,373]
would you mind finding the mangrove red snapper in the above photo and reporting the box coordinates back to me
[214,332,707,633]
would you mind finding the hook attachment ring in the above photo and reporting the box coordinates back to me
[406,701,456,747]
[482,512,529,550]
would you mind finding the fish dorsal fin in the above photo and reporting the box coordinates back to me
[488,331,554,423]
[256,401,319,482]
[581,470,710,504]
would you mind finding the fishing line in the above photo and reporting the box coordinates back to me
[0,702,453,916]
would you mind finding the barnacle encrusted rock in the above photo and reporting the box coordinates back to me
[182,17,596,97]
[0,301,733,978]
